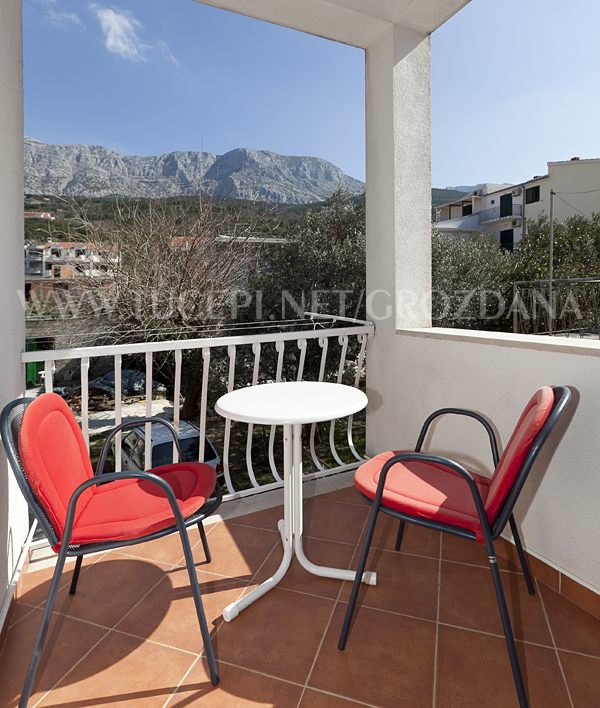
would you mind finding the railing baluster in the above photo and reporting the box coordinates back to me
[309,336,328,471]
[21,315,374,505]
[44,361,53,394]
[296,339,307,381]
[222,344,237,494]
[173,349,182,463]
[144,351,153,470]
[328,336,348,467]
[245,343,261,488]
[198,348,210,463]
[114,354,122,472]
[268,341,285,482]
[80,356,90,448]
[347,334,368,461]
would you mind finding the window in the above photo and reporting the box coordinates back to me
[462,203,473,216]
[500,229,514,251]
[525,185,540,204]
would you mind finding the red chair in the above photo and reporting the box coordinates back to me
[1,393,222,707]
[338,386,571,708]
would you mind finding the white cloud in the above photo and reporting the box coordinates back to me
[157,39,180,67]
[90,5,148,63]
[32,0,84,29]
[89,5,179,66]
[47,9,84,29]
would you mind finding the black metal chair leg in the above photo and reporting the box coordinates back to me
[509,516,535,596]
[178,524,219,685]
[488,554,529,708]
[394,520,406,551]
[19,545,69,708]
[338,503,380,650]
[69,556,83,595]
[198,521,212,564]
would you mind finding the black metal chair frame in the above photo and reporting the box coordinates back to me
[1,399,223,708]
[338,386,571,708]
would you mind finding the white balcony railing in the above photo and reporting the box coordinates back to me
[22,313,373,501]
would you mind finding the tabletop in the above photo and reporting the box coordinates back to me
[214,381,368,425]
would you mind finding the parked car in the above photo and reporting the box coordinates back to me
[117,420,221,474]
[89,369,167,398]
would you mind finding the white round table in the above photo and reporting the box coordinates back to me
[215,381,377,622]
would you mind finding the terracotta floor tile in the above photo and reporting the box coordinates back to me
[441,533,519,570]
[560,575,600,620]
[169,659,304,706]
[539,584,600,657]
[38,629,195,707]
[183,522,279,581]
[439,561,552,644]
[360,513,441,558]
[17,552,107,608]
[0,607,107,708]
[558,650,600,707]
[52,553,171,629]
[435,625,571,708]
[316,486,368,507]
[230,503,285,533]
[309,604,436,707]
[254,536,356,599]
[115,527,207,566]
[116,567,245,653]
[7,600,37,629]
[339,549,439,620]
[214,588,334,684]
[302,498,368,545]
[300,688,370,707]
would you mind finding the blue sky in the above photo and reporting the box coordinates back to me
[24,0,600,186]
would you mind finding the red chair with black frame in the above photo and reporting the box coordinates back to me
[1,392,222,708]
[338,386,571,708]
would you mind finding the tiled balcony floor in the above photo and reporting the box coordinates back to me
[2,485,600,707]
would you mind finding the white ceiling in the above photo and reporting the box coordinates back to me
[197,0,470,48]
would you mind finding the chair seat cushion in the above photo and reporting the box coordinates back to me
[354,451,490,537]
[69,462,217,546]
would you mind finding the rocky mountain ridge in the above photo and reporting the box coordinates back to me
[24,137,365,204]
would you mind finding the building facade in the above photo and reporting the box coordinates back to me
[24,240,120,298]
[435,157,600,249]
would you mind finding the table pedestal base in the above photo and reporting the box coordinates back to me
[222,424,376,623]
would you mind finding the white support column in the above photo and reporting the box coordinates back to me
[0,0,28,631]
[365,25,432,452]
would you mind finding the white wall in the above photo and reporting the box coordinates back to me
[526,160,600,224]
[365,25,432,332]
[366,329,600,594]
[0,0,28,630]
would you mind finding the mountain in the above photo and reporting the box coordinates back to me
[444,184,478,193]
[24,137,365,204]
[432,188,468,208]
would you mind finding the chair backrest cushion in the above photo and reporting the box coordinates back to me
[18,392,94,538]
[485,386,555,522]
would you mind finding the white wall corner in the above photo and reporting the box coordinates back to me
[0,0,28,632]
[365,25,432,334]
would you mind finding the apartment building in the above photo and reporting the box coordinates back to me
[435,157,600,249]
[24,240,120,298]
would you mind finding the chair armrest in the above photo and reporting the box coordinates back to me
[415,408,500,467]
[96,417,183,475]
[374,451,489,532]
[61,471,187,551]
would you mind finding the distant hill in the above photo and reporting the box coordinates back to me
[432,187,468,208]
[444,185,477,194]
[24,137,365,205]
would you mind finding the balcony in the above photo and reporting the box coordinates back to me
[2,315,600,707]
[2,482,599,707]
[3,1,600,707]
[479,204,524,223]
